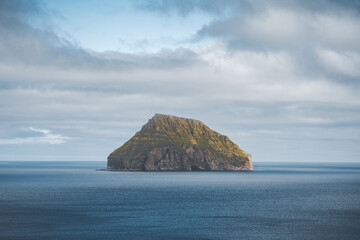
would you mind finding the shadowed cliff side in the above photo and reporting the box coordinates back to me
[108,114,253,171]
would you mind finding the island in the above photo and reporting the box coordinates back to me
[107,114,253,171]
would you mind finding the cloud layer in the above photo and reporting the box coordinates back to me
[0,0,359,161]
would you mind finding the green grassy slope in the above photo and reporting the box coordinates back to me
[111,114,250,162]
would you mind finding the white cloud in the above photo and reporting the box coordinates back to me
[316,48,360,77]
[0,127,71,145]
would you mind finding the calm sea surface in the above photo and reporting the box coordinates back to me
[0,161,359,240]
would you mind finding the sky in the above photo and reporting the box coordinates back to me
[0,0,359,162]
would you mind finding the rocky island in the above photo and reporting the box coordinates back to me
[107,114,253,171]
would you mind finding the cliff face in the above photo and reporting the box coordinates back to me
[107,114,253,171]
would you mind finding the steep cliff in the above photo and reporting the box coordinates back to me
[107,114,253,171]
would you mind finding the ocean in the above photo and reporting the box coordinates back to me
[0,161,359,240]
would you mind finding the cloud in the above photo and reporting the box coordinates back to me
[0,0,200,71]
[197,6,360,51]
[0,0,359,161]
[0,0,358,105]
[0,127,71,145]
[134,0,252,16]
[135,0,360,16]
[316,48,360,77]
[192,1,360,86]
[135,0,360,84]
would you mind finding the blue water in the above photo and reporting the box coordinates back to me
[0,162,359,240]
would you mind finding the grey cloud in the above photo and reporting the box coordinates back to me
[194,1,360,84]
[89,47,200,69]
[135,0,360,16]
[197,9,360,51]
[134,0,242,16]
